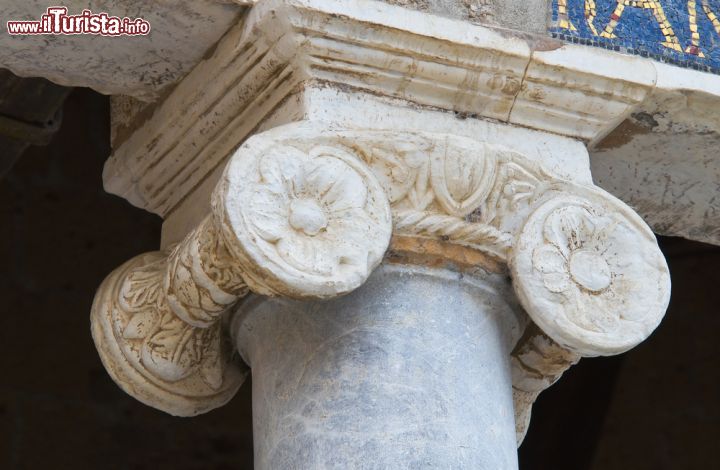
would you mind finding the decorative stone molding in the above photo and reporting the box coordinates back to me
[97,0,720,252]
[214,141,392,299]
[98,0,720,250]
[92,125,393,416]
[92,122,671,426]
[512,187,671,356]
[511,325,580,443]
[91,247,247,416]
[103,0,656,219]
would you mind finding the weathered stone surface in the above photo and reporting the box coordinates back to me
[0,1,246,99]
[384,0,550,34]
[511,186,671,356]
[591,64,720,246]
[233,263,526,469]
[92,123,396,415]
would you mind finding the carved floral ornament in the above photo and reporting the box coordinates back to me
[91,124,670,418]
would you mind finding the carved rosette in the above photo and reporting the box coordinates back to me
[93,123,671,431]
[511,187,671,356]
[214,143,392,299]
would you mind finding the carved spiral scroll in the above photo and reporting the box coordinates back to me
[92,136,393,416]
[91,236,247,417]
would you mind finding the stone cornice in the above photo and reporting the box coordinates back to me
[104,0,706,219]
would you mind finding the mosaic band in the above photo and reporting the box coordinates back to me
[553,0,720,73]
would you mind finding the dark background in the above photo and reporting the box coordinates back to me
[0,88,717,470]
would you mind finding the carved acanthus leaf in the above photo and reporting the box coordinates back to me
[511,324,580,445]
[165,217,247,328]
[430,139,496,217]
[93,243,247,416]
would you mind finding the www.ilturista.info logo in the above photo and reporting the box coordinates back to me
[7,7,151,36]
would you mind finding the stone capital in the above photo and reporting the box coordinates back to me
[92,123,670,438]
[87,0,689,462]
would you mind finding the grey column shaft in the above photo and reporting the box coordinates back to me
[233,264,526,469]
